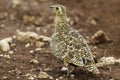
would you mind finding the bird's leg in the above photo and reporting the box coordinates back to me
[70,66,75,73]
[63,58,70,76]
[67,66,70,76]
[63,57,74,76]
[66,65,75,76]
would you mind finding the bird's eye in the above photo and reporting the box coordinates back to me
[56,7,59,10]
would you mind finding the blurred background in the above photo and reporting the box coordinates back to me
[0,0,120,80]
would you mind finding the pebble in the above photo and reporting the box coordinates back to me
[26,73,37,80]
[10,14,15,20]
[90,30,111,44]
[2,76,7,79]
[12,35,16,39]
[61,67,68,71]
[38,71,51,79]
[10,43,16,47]
[59,76,64,80]
[29,59,39,64]
[109,78,114,80]
[25,43,30,48]
[55,79,59,80]
[15,68,22,75]
[36,27,41,31]
[35,41,44,48]
[28,76,35,80]
[0,24,5,28]
[29,50,34,53]
[0,12,8,19]
[87,16,97,25]
[8,50,14,55]
[16,31,40,43]
[49,76,54,80]
[0,40,10,51]
[117,59,120,63]
[23,15,35,24]
[0,54,10,59]
[11,0,22,8]
[43,68,52,72]
[35,47,42,50]
[70,74,75,79]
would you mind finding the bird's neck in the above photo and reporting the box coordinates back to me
[55,15,69,34]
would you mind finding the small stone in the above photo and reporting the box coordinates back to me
[10,14,15,20]
[109,78,114,80]
[93,46,97,49]
[96,57,120,67]
[0,54,3,57]
[87,17,98,25]
[39,35,51,42]
[23,15,35,24]
[14,48,17,51]
[35,48,42,51]
[12,35,16,39]
[38,71,51,79]
[49,76,54,80]
[0,40,10,51]
[11,0,22,8]
[55,79,59,80]
[35,41,44,48]
[2,76,7,79]
[17,76,20,79]
[25,43,30,48]
[70,20,74,25]
[8,50,14,55]
[0,54,10,59]
[0,37,12,51]
[6,61,10,64]
[28,76,35,80]
[26,73,31,76]
[26,73,37,80]
[93,52,98,55]
[0,12,8,20]
[43,68,52,72]
[61,67,68,71]
[42,29,47,33]
[0,24,5,28]
[90,30,111,44]
[3,37,12,43]
[59,76,64,80]
[15,68,22,75]
[16,31,40,43]
[29,59,39,64]
[36,27,41,31]
[29,50,34,53]
[117,59,120,63]
[70,74,75,79]
[10,43,16,47]
[4,54,10,59]
[34,18,43,26]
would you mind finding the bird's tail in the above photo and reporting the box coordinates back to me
[86,64,100,74]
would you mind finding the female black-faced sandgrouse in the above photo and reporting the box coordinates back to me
[50,4,100,76]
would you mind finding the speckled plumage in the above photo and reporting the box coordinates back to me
[50,4,99,75]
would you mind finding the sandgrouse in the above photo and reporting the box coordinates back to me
[50,4,100,76]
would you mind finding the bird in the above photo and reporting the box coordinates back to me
[49,4,100,76]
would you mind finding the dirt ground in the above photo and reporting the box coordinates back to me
[0,0,120,80]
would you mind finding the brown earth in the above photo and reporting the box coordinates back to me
[0,0,120,80]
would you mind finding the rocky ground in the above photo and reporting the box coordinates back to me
[0,0,120,80]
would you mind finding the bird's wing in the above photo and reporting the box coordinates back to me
[67,28,94,65]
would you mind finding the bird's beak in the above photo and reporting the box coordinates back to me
[49,6,54,9]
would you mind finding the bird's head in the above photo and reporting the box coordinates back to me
[49,4,66,16]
